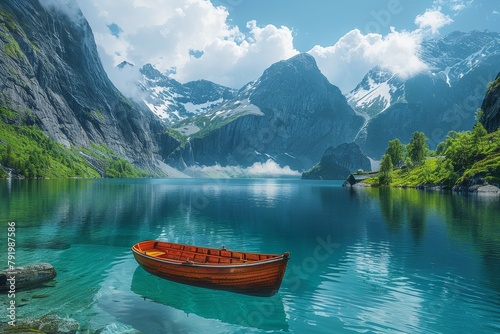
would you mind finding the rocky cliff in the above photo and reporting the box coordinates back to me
[0,0,179,174]
[170,53,365,171]
[481,73,500,133]
[301,142,371,180]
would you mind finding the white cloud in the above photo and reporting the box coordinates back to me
[40,0,81,20]
[72,1,459,97]
[433,0,474,12]
[174,20,298,87]
[309,28,428,93]
[75,0,297,90]
[184,160,301,178]
[309,5,458,93]
[415,8,454,34]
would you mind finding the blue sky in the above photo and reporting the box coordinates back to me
[62,0,500,95]
[218,0,499,51]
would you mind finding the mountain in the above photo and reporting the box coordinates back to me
[132,63,237,125]
[301,142,371,180]
[168,53,365,171]
[0,0,181,175]
[348,31,500,158]
[481,73,500,133]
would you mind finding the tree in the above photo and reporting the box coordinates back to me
[386,138,404,167]
[471,122,487,151]
[406,131,428,165]
[378,154,393,185]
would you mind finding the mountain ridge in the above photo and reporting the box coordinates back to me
[132,63,237,125]
[0,0,181,176]
[167,53,365,171]
[349,30,500,158]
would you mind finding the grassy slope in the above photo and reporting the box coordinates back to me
[0,107,149,178]
[364,129,500,187]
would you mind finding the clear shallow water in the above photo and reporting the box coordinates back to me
[1,178,500,333]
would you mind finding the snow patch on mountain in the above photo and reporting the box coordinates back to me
[348,31,500,118]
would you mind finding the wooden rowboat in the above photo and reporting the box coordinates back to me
[132,240,289,296]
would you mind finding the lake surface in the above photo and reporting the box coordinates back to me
[1,178,500,333]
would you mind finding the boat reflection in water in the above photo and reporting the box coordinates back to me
[130,266,289,331]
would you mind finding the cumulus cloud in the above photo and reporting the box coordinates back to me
[309,28,428,93]
[308,5,458,92]
[415,8,454,34]
[175,20,298,87]
[73,0,460,96]
[184,160,301,178]
[75,0,297,90]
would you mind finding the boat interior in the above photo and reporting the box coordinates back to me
[135,241,279,265]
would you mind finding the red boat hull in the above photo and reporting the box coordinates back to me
[132,240,289,296]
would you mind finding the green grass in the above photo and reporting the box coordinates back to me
[0,12,26,61]
[387,158,449,186]
[82,143,153,178]
[458,152,500,185]
[363,125,500,187]
[365,127,500,187]
[0,119,100,178]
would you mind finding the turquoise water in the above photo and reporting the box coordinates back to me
[1,178,500,333]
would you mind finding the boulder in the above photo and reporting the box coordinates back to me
[476,185,500,194]
[0,263,56,291]
[2,313,79,334]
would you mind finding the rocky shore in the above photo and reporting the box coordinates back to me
[362,182,500,194]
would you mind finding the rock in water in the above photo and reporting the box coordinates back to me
[2,313,79,334]
[0,262,56,291]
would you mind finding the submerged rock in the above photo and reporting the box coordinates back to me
[0,263,56,291]
[2,313,79,334]
[476,185,500,194]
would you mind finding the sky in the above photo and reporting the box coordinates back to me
[58,0,500,95]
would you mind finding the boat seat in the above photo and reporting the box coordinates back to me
[144,250,166,257]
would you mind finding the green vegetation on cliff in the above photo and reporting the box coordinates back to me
[0,106,148,178]
[368,124,500,187]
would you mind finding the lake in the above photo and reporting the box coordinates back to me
[1,178,500,333]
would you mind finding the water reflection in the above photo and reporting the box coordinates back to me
[2,179,500,333]
[129,267,289,331]
[357,186,500,298]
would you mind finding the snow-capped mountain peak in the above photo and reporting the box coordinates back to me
[118,63,237,125]
[348,31,500,117]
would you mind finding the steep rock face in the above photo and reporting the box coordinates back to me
[481,73,500,133]
[174,53,365,170]
[349,31,500,158]
[301,142,371,180]
[0,0,179,171]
